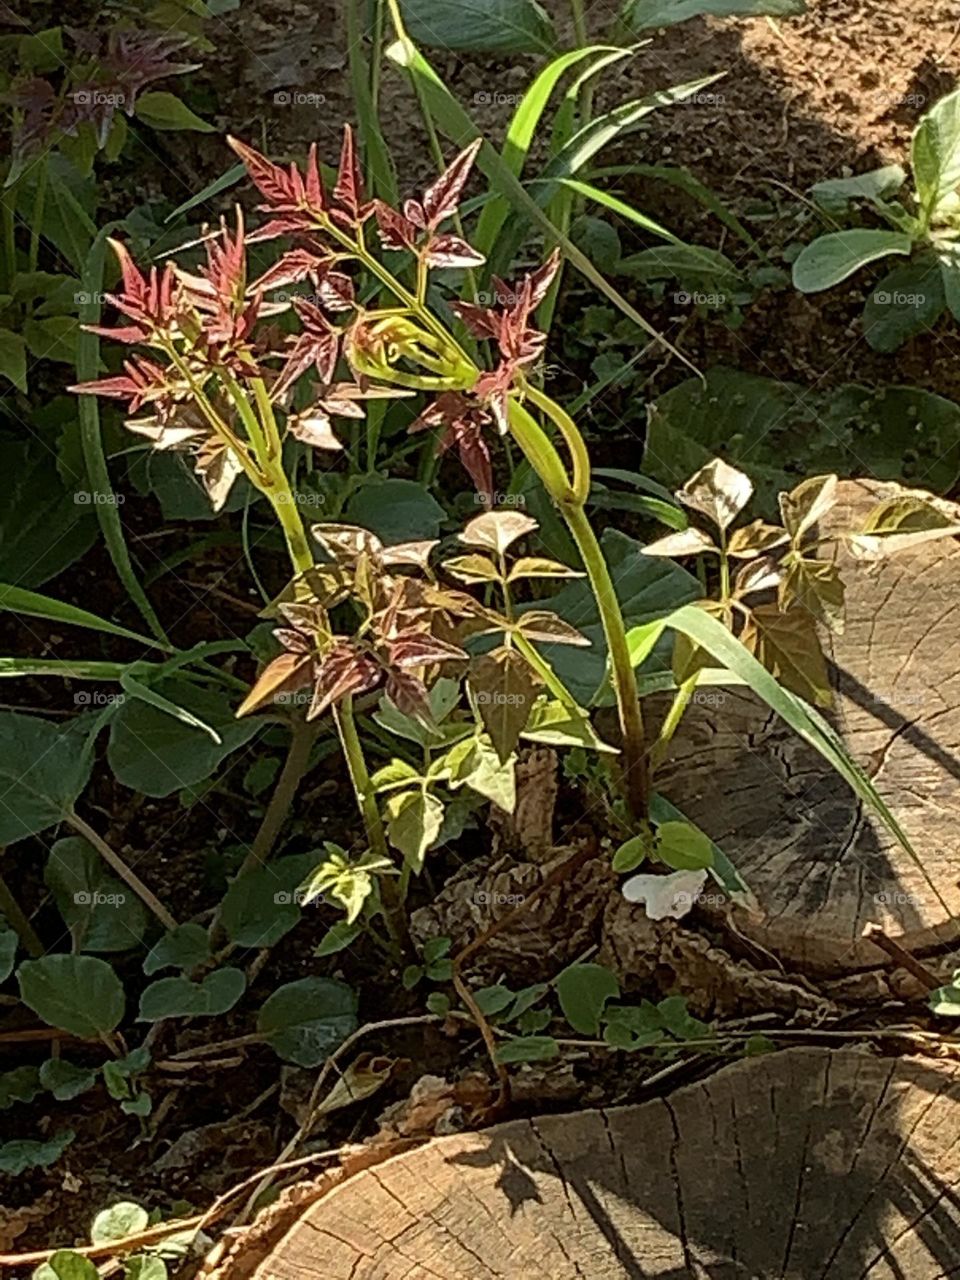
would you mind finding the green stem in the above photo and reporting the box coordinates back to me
[236,717,320,877]
[29,162,46,274]
[0,862,43,957]
[0,179,17,295]
[335,697,410,954]
[569,0,594,123]
[523,383,591,503]
[561,503,650,821]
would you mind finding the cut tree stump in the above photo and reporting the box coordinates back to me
[247,1048,960,1279]
[658,479,960,973]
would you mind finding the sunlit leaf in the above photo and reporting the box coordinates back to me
[678,458,753,532]
[469,647,540,762]
[740,603,832,707]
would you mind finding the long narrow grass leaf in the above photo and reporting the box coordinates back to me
[384,35,697,372]
[0,584,164,648]
[78,230,169,644]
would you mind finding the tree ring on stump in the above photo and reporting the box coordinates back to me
[658,479,960,974]
[242,1048,960,1278]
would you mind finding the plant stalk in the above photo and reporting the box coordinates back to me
[237,717,321,877]
[561,502,650,820]
[334,696,410,954]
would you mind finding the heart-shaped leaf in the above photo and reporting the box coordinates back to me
[18,955,125,1038]
[257,977,358,1067]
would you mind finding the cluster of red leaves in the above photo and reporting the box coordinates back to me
[238,527,467,722]
[5,29,199,156]
[73,123,559,511]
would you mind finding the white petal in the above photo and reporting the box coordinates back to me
[621,869,708,920]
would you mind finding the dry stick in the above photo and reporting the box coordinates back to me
[67,811,177,932]
[452,841,598,1114]
[236,1013,440,1223]
[234,717,320,880]
[0,863,43,956]
[862,923,941,992]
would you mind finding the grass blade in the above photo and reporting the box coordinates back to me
[165,163,245,222]
[347,0,399,205]
[0,658,134,679]
[474,44,630,258]
[384,34,698,372]
[628,604,947,912]
[0,583,166,647]
[77,229,169,645]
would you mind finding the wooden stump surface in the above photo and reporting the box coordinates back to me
[251,1048,960,1279]
[658,479,960,972]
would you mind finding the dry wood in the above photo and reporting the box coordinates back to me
[657,479,960,973]
[241,1047,960,1279]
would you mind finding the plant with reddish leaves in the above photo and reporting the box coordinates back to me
[72,125,658,948]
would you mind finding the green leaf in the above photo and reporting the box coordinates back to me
[400,0,555,53]
[166,163,245,221]
[0,1066,42,1109]
[810,164,907,212]
[521,697,617,753]
[77,228,170,645]
[495,1035,559,1063]
[929,980,960,1017]
[622,0,805,28]
[143,923,212,975]
[0,327,27,392]
[446,735,517,811]
[134,91,214,132]
[120,674,221,743]
[469,647,539,764]
[18,955,125,1038]
[91,1201,149,1243]
[108,679,260,797]
[912,87,960,217]
[33,1248,98,1280]
[0,584,162,647]
[41,159,97,272]
[655,820,715,871]
[645,367,960,512]
[45,837,149,952]
[473,984,516,1016]
[0,440,96,587]
[556,963,620,1035]
[220,853,319,947]
[385,789,445,872]
[314,921,362,957]
[39,1058,97,1101]
[383,35,693,368]
[0,930,17,983]
[345,478,445,544]
[792,230,912,292]
[862,257,946,352]
[18,26,64,72]
[0,1131,74,1177]
[125,1258,168,1280]
[612,834,650,873]
[474,45,628,259]
[24,316,79,365]
[0,714,92,844]
[257,977,358,1067]
[138,968,246,1021]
